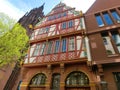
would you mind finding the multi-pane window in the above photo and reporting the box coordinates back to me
[63,12,67,16]
[101,32,116,55]
[69,37,75,51]
[62,22,67,29]
[45,27,50,33]
[95,10,120,27]
[62,38,67,52]
[33,44,41,56]
[111,10,120,23]
[68,20,73,28]
[111,30,120,53]
[30,73,46,85]
[47,41,53,54]
[66,71,89,86]
[38,27,50,35]
[103,12,113,25]
[95,14,104,27]
[54,40,60,53]
[40,43,46,55]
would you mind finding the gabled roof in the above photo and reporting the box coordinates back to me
[35,2,80,27]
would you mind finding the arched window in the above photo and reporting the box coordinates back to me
[66,71,89,86]
[30,73,46,85]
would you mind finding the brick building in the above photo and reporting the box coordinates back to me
[85,0,120,90]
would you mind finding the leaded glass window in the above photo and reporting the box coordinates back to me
[54,40,60,53]
[69,37,75,51]
[68,20,73,28]
[40,43,46,55]
[62,38,67,52]
[62,22,67,29]
[47,41,53,54]
[66,71,89,86]
[30,73,46,85]
[33,44,41,56]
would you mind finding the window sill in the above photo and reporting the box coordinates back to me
[29,85,45,87]
[107,54,119,57]
[65,85,90,88]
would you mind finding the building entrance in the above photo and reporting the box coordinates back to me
[51,73,60,90]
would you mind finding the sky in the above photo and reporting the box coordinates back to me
[0,0,95,21]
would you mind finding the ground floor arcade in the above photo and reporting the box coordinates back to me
[20,62,98,90]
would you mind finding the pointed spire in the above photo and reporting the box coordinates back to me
[39,3,45,11]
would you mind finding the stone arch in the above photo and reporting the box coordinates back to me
[29,73,47,86]
[65,71,90,86]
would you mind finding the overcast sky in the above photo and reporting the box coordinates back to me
[0,0,95,21]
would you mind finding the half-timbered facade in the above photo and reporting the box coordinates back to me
[21,3,97,90]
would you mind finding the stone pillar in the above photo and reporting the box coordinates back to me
[45,64,52,90]
[20,82,29,90]
[60,63,65,90]
[90,81,97,90]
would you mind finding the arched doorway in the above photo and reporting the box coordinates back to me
[51,73,60,90]
[65,71,90,90]
[29,73,46,90]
